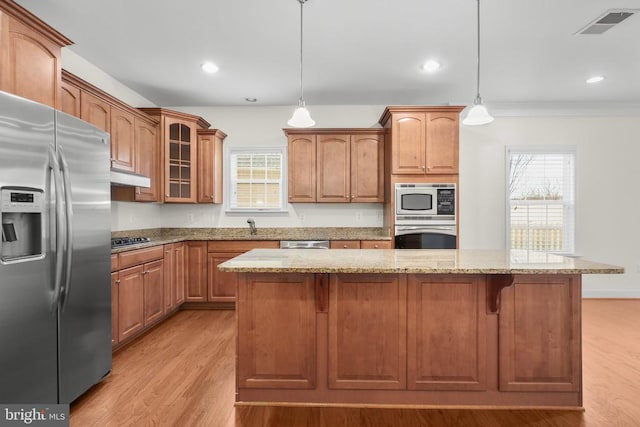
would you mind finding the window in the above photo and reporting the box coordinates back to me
[506,147,576,255]
[228,149,286,211]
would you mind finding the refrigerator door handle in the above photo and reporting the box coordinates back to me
[59,149,74,311]
[49,146,65,311]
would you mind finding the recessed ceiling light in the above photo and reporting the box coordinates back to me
[201,62,219,74]
[421,60,441,72]
[586,75,605,84]
[245,98,257,103]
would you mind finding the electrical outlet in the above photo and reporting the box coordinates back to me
[187,213,194,223]
[355,212,362,221]
[299,213,305,222]
[128,213,135,224]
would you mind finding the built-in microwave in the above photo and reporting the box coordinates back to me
[395,183,456,224]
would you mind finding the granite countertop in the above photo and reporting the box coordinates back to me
[111,227,391,254]
[217,249,624,275]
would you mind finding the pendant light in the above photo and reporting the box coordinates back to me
[287,0,315,127]
[463,0,494,125]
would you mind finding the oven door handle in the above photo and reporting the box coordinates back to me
[395,226,457,237]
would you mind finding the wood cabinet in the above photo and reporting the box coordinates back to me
[328,274,407,390]
[286,129,384,203]
[80,91,110,132]
[206,241,279,303]
[0,2,71,109]
[407,275,487,391]
[164,242,186,312]
[287,133,316,202]
[330,240,361,249]
[174,243,185,305]
[143,259,164,326]
[111,272,119,347]
[498,275,581,392]
[110,106,135,172]
[60,80,80,117]
[197,129,226,203]
[139,108,211,203]
[379,107,463,175]
[185,241,208,301]
[117,265,145,343]
[237,272,317,389]
[133,118,161,201]
[360,240,393,249]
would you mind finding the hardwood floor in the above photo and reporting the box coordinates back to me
[71,299,640,426]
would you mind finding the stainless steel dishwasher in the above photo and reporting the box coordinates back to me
[279,240,330,249]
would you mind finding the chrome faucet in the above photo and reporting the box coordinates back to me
[247,218,257,235]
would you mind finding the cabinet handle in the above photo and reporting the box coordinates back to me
[116,279,121,284]
[315,274,328,313]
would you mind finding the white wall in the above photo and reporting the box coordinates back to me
[65,51,637,296]
[459,117,640,297]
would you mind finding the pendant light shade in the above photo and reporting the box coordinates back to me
[288,0,315,127]
[463,0,493,126]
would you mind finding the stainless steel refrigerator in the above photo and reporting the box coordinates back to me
[0,91,112,403]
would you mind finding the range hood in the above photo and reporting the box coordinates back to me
[110,169,151,188]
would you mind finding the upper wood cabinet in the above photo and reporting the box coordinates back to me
[0,2,72,109]
[139,109,211,203]
[132,117,161,201]
[80,91,110,132]
[379,106,464,175]
[110,106,135,172]
[197,129,226,203]
[60,80,80,117]
[285,129,384,203]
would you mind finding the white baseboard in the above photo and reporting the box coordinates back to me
[582,289,640,298]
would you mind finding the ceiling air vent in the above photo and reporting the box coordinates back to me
[576,9,638,35]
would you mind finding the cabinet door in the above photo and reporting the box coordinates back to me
[425,112,459,174]
[117,265,144,342]
[351,134,384,202]
[407,275,487,391]
[328,274,406,390]
[207,252,240,302]
[80,91,110,133]
[237,273,316,389]
[391,112,426,174]
[499,275,581,392]
[185,242,207,301]
[111,272,119,347]
[360,240,393,249]
[317,134,350,202]
[197,131,224,203]
[143,259,164,326]
[0,16,61,109]
[163,245,175,313]
[110,106,136,172]
[330,241,361,249]
[135,118,161,201]
[174,243,186,305]
[165,119,197,203]
[60,80,80,117]
[287,134,316,202]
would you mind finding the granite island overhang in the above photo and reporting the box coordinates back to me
[219,249,623,409]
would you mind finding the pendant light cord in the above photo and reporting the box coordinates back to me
[298,0,305,106]
[475,0,481,104]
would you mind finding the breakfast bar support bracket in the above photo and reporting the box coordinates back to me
[315,273,329,313]
[487,274,514,314]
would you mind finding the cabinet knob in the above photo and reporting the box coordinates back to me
[374,244,379,248]
[422,165,426,170]
[343,244,348,248]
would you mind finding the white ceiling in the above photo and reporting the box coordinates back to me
[14,0,640,109]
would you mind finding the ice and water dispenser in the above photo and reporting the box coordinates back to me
[1,187,44,262]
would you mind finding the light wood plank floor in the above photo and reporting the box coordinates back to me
[71,299,640,426]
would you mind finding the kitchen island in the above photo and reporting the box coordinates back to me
[218,249,623,409]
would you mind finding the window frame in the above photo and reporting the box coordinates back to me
[226,146,288,213]
[505,145,577,255]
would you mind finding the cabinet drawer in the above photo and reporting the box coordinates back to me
[330,240,361,249]
[111,254,119,272]
[207,240,279,252]
[118,245,164,269]
[360,240,393,249]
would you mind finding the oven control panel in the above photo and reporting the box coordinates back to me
[437,189,455,215]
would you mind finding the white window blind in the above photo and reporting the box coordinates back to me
[229,150,285,211]
[507,147,576,255]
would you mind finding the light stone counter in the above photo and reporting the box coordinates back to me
[218,248,624,275]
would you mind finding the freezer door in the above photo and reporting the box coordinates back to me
[0,92,58,403]
[55,111,112,403]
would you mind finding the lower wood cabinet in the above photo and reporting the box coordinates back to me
[498,275,581,392]
[163,243,185,311]
[407,275,487,391]
[237,273,317,389]
[236,272,582,406]
[328,274,406,390]
[117,265,145,343]
[185,242,208,301]
[111,272,119,347]
[143,259,164,326]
